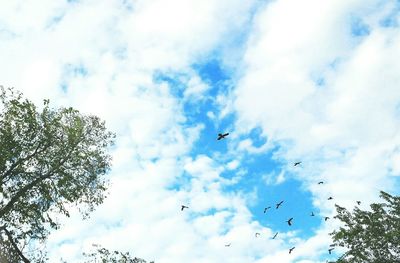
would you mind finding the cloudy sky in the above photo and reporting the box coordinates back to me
[1,0,400,262]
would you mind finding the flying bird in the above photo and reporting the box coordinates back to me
[217,133,229,140]
[311,212,315,216]
[181,205,189,211]
[294,162,301,166]
[328,197,333,200]
[255,232,260,238]
[225,243,231,247]
[318,181,324,184]
[263,206,271,213]
[272,232,278,239]
[276,200,284,209]
[357,201,361,205]
[328,248,335,254]
[286,217,293,226]
[324,216,330,221]
[289,247,295,254]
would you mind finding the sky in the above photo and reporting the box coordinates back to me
[1,0,400,262]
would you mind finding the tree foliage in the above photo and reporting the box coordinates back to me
[330,191,400,262]
[0,86,115,261]
[82,244,154,263]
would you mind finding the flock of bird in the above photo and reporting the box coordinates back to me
[179,132,362,259]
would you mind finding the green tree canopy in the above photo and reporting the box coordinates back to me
[330,191,400,262]
[0,86,115,261]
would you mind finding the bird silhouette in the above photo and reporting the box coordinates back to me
[263,206,271,213]
[272,232,278,239]
[311,212,315,216]
[328,248,335,254]
[225,243,231,247]
[294,162,301,166]
[276,200,284,209]
[255,232,260,238]
[217,133,229,140]
[357,201,361,205]
[324,216,330,221]
[318,181,324,184]
[286,217,293,226]
[289,247,295,254]
[328,197,333,200]
[181,205,189,211]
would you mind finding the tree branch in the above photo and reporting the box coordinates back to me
[0,171,54,218]
[0,137,83,218]
[0,225,30,263]
[0,141,51,184]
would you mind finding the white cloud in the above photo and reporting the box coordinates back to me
[2,0,400,262]
[0,1,283,262]
[233,0,400,260]
[237,137,273,155]
[183,74,211,101]
[262,170,286,185]
[226,160,239,170]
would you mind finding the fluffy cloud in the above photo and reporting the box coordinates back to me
[0,0,277,262]
[1,0,400,262]
[233,0,400,260]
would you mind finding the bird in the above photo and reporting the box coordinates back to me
[289,247,295,254]
[328,197,333,200]
[357,201,361,205]
[181,205,189,211]
[276,200,284,209]
[311,212,315,216]
[286,217,293,226]
[272,232,278,239]
[263,206,271,213]
[328,248,335,254]
[318,181,324,184]
[225,243,231,247]
[217,133,229,140]
[324,216,330,221]
[255,232,260,238]
[294,162,301,166]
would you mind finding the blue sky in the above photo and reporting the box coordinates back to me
[1,0,400,262]
[184,58,321,238]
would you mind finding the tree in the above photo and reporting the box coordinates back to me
[0,86,115,261]
[82,244,154,263]
[329,191,400,262]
